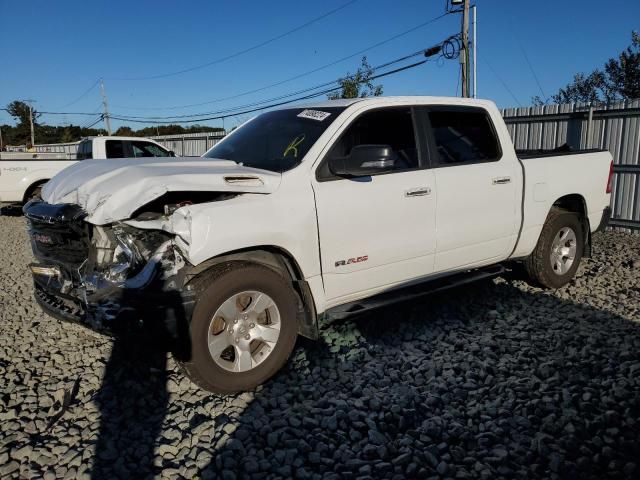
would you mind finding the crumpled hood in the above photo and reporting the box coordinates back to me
[42,157,282,225]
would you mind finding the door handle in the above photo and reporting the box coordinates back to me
[405,187,431,197]
[492,176,511,185]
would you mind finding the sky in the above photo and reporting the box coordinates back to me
[1,0,638,131]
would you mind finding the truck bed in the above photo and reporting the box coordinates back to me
[516,145,606,160]
[511,148,612,259]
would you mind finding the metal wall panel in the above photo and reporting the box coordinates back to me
[23,132,227,157]
[149,132,226,157]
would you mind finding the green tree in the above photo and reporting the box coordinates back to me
[328,56,383,100]
[5,100,40,145]
[6,100,40,125]
[114,126,134,136]
[605,31,640,100]
[537,31,640,105]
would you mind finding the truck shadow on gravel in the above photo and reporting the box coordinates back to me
[90,289,190,480]
[199,278,640,479]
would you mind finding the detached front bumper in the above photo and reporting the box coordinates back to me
[31,257,196,345]
[32,267,196,340]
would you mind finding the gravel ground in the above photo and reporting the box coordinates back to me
[1,211,639,480]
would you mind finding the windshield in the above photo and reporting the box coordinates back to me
[203,107,346,172]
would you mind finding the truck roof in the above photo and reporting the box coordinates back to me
[79,136,162,142]
[293,96,496,110]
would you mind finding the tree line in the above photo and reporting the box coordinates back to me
[534,31,639,105]
[0,101,224,150]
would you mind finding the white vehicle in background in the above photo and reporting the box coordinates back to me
[0,136,173,203]
[25,96,612,394]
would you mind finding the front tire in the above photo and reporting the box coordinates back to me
[179,262,298,394]
[524,207,584,289]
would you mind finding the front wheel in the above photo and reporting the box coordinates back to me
[524,207,584,289]
[178,262,299,394]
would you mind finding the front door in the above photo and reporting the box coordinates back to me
[312,107,437,304]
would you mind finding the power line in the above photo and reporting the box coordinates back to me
[479,54,522,107]
[111,11,452,112]
[53,79,100,109]
[0,107,101,116]
[109,59,430,125]
[5,29,457,126]
[112,42,450,121]
[9,33,457,125]
[508,12,547,102]
[109,0,360,81]
[82,116,105,129]
[517,43,547,102]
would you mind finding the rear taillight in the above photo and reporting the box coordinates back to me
[606,161,614,194]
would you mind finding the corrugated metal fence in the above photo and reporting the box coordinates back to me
[27,131,227,156]
[501,100,640,230]
[150,131,226,156]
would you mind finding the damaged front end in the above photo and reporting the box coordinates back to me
[24,201,195,344]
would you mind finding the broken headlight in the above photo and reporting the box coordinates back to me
[107,232,143,282]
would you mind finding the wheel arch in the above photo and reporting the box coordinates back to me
[22,179,49,203]
[551,193,592,257]
[186,245,319,340]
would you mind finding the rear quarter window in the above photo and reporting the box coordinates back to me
[76,140,93,160]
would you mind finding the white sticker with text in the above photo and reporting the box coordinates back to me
[297,109,331,121]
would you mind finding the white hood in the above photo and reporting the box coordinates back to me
[42,157,282,225]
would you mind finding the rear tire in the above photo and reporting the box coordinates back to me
[178,262,298,394]
[524,207,584,289]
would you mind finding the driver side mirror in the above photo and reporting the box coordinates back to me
[168,150,176,157]
[328,144,397,177]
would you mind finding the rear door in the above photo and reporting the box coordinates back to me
[313,107,437,303]
[420,106,520,272]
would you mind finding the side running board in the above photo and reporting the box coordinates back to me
[325,264,505,321]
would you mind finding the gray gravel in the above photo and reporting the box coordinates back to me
[1,211,639,480]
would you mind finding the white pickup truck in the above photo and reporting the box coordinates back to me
[24,97,612,393]
[0,136,172,203]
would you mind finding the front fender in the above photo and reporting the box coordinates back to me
[182,193,320,280]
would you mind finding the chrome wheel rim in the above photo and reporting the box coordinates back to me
[550,227,577,275]
[207,290,281,373]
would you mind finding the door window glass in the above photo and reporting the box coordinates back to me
[427,108,500,165]
[131,141,169,158]
[332,108,418,168]
[319,108,419,179]
[105,140,125,158]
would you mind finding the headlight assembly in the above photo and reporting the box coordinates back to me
[107,233,143,282]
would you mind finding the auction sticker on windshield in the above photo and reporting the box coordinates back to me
[297,109,331,121]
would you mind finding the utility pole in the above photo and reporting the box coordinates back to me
[21,99,37,147]
[472,5,477,98]
[100,79,112,135]
[29,103,35,147]
[460,0,471,97]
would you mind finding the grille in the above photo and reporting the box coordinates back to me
[25,202,90,267]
